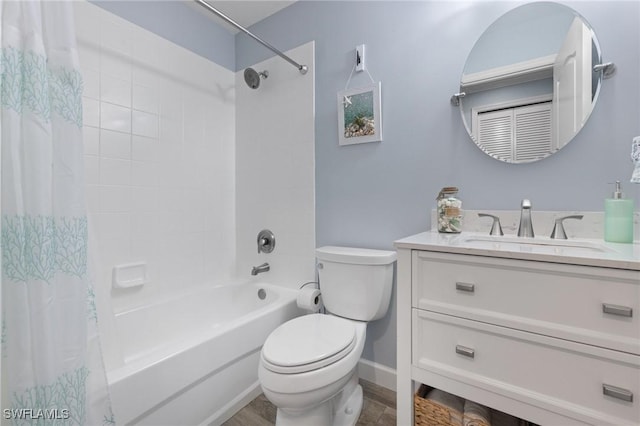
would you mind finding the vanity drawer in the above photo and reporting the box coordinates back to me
[412,309,640,426]
[412,251,640,354]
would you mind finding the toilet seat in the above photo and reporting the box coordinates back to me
[261,314,357,374]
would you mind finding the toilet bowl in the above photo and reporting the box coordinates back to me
[258,314,366,426]
[258,246,396,426]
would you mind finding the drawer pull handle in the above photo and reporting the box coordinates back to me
[456,282,475,293]
[455,345,475,359]
[603,384,633,402]
[602,303,633,318]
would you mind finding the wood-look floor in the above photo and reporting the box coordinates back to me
[222,379,396,426]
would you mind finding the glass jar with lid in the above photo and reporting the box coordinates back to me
[436,187,463,233]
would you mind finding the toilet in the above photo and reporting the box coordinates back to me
[258,246,396,426]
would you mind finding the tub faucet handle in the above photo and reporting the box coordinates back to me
[550,215,584,239]
[478,213,504,236]
[257,229,275,253]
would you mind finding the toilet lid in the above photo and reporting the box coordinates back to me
[262,314,356,374]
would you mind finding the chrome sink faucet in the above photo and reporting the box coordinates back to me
[251,262,270,276]
[517,199,534,238]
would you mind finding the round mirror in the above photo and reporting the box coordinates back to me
[458,2,603,163]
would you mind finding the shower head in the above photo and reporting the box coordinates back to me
[244,68,268,89]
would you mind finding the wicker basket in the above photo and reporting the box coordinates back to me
[414,384,464,426]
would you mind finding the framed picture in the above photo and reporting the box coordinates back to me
[337,82,382,146]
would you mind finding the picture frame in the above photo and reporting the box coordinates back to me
[337,82,382,146]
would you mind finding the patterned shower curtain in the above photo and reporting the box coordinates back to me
[1,1,114,424]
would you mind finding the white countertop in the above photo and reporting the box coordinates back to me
[394,231,640,271]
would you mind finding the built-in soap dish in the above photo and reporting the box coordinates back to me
[112,262,148,289]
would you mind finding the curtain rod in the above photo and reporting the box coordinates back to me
[194,0,308,75]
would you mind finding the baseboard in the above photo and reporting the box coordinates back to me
[201,380,263,426]
[358,358,396,392]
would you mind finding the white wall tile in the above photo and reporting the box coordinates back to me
[235,42,315,289]
[132,65,163,91]
[133,84,159,114]
[78,43,100,73]
[181,161,204,188]
[97,237,134,306]
[183,101,205,145]
[132,31,162,70]
[100,129,131,159]
[131,161,158,187]
[130,237,158,265]
[98,237,132,266]
[83,69,100,99]
[74,1,102,46]
[157,211,184,235]
[83,126,100,156]
[131,135,157,162]
[155,160,181,192]
[183,122,204,147]
[97,213,132,241]
[157,142,182,168]
[130,212,158,240]
[160,96,183,121]
[83,97,100,127]
[100,158,131,186]
[132,110,159,138]
[169,48,190,81]
[131,187,159,212]
[85,184,101,214]
[79,1,236,320]
[101,53,131,82]
[101,74,132,107]
[101,15,132,57]
[101,102,131,133]
[183,209,206,233]
[159,117,182,145]
[158,188,185,212]
[100,185,132,213]
[203,186,221,232]
[84,155,100,185]
[183,188,205,212]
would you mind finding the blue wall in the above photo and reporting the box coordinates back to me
[237,1,640,368]
[90,1,235,70]
[93,0,640,370]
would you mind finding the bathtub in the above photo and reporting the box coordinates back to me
[106,282,302,425]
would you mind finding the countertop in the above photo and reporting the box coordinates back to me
[394,231,640,271]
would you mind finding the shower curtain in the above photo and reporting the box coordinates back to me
[1,1,114,424]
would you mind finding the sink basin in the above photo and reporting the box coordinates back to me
[459,235,616,254]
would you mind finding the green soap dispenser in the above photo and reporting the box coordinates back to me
[604,181,634,243]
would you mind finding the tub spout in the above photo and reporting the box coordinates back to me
[251,262,270,276]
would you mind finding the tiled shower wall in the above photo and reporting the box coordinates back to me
[75,1,236,320]
[235,42,316,290]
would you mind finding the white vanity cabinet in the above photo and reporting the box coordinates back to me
[395,232,640,426]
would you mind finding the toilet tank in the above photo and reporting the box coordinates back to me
[316,246,396,321]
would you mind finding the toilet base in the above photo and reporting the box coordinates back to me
[333,379,362,426]
[274,373,363,426]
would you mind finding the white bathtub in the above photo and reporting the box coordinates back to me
[106,282,301,425]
